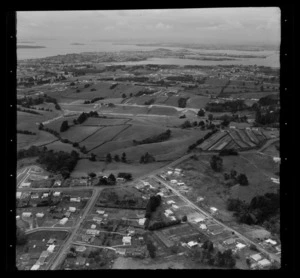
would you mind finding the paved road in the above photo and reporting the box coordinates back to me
[152,175,280,263]
[72,241,117,252]
[49,187,102,270]
[25,227,71,234]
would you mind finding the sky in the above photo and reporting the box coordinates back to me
[17,8,281,45]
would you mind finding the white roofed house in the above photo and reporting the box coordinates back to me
[53,191,61,197]
[47,244,56,252]
[16,192,22,199]
[69,207,76,212]
[22,212,32,218]
[167,200,175,205]
[36,213,44,218]
[210,207,218,214]
[122,236,131,245]
[138,218,146,226]
[257,259,271,268]
[59,218,68,225]
[250,253,262,262]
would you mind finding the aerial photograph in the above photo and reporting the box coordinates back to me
[16,8,280,270]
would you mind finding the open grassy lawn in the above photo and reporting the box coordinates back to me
[60,125,102,142]
[17,129,58,150]
[175,151,279,221]
[186,96,211,109]
[45,115,78,132]
[81,125,130,151]
[43,140,80,153]
[90,126,209,161]
[82,117,131,126]
[71,159,166,178]
[148,106,179,116]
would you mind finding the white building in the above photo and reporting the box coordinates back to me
[76,246,87,252]
[53,192,61,197]
[69,207,76,212]
[96,210,105,215]
[210,207,218,214]
[47,244,55,252]
[258,259,271,268]
[236,243,246,250]
[91,224,96,229]
[138,218,146,226]
[172,204,179,210]
[265,239,277,245]
[167,200,175,205]
[22,212,32,218]
[59,218,68,225]
[36,213,44,218]
[122,236,131,245]
[70,197,81,202]
[21,182,31,187]
[250,253,262,262]
[165,209,173,216]
[200,224,207,230]
[170,180,177,184]
[16,192,22,199]
[187,241,198,248]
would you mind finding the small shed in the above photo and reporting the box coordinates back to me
[251,253,262,262]
[138,218,146,226]
[69,207,76,212]
[59,218,68,225]
[47,244,55,252]
[122,236,131,245]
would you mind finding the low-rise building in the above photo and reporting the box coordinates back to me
[36,213,44,218]
[22,212,32,218]
[257,259,271,268]
[122,236,131,245]
[16,192,22,199]
[59,218,68,225]
[250,253,262,262]
[31,264,40,270]
[69,207,76,212]
[76,246,86,252]
[47,244,55,252]
[86,229,99,235]
[138,218,146,226]
[187,241,198,248]
[53,192,61,197]
[167,200,175,205]
[96,210,105,215]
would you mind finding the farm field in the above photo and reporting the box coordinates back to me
[197,128,269,151]
[60,126,101,142]
[17,131,58,150]
[82,117,131,126]
[43,140,79,153]
[186,96,211,109]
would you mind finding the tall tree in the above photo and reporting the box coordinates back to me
[106,153,112,163]
[121,152,127,163]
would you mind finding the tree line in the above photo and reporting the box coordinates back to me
[133,130,171,145]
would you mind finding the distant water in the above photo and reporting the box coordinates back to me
[17,40,279,68]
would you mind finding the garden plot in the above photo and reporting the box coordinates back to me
[198,131,228,150]
[235,129,256,148]
[208,134,232,151]
[228,129,249,149]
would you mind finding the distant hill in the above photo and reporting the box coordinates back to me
[71,43,85,45]
[17,45,46,49]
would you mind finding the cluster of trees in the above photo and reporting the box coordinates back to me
[255,108,279,126]
[140,152,155,164]
[258,94,279,106]
[117,172,132,181]
[17,130,36,135]
[39,124,59,137]
[37,149,79,178]
[210,155,223,172]
[178,97,189,108]
[97,174,117,185]
[17,95,58,107]
[75,111,99,124]
[148,219,181,231]
[205,100,248,113]
[106,152,127,163]
[17,145,44,160]
[227,191,279,226]
[197,109,205,117]
[219,148,238,156]
[84,83,90,88]
[188,129,218,151]
[83,97,104,104]
[144,98,155,105]
[133,130,171,145]
[17,107,42,115]
[16,226,28,246]
[60,120,69,132]
[146,240,156,258]
[224,170,249,186]
[191,240,236,268]
[134,90,155,97]
[145,195,162,219]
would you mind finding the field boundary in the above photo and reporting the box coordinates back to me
[78,126,105,144]
[87,124,132,153]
